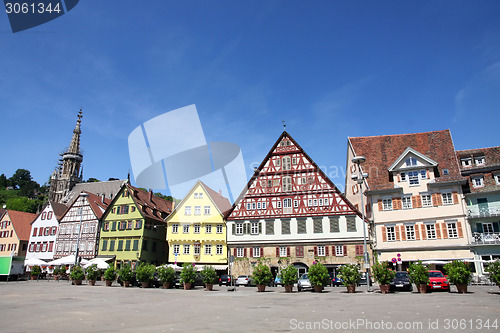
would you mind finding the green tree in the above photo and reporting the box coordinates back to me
[6,197,39,213]
[85,178,100,183]
[0,174,9,189]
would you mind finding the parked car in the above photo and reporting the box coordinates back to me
[218,274,234,286]
[173,273,204,289]
[236,275,253,286]
[427,270,450,291]
[389,271,412,291]
[297,273,312,292]
[331,276,343,287]
[358,272,372,286]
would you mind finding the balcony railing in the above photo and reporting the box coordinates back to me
[467,207,500,219]
[471,232,500,245]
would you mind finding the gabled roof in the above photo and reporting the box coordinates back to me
[61,191,110,220]
[124,184,174,222]
[5,210,36,241]
[349,130,465,191]
[61,179,127,205]
[388,147,439,171]
[50,200,69,220]
[226,131,364,220]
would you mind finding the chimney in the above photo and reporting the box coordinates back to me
[219,190,222,198]
[101,194,105,202]
[149,189,153,202]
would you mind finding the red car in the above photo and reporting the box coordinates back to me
[427,270,450,291]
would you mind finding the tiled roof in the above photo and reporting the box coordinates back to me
[50,200,69,220]
[7,210,36,241]
[199,181,232,215]
[349,130,465,191]
[84,191,110,219]
[61,179,127,204]
[456,146,500,194]
[127,184,174,222]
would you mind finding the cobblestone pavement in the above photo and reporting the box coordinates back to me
[0,280,499,333]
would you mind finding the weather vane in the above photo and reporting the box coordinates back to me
[282,120,286,131]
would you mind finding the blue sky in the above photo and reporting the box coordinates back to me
[1,0,499,198]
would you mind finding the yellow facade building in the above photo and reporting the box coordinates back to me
[166,181,231,271]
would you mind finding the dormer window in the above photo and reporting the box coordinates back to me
[400,170,427,185]
[461,158,472,167]
[474,156,485,165]
[406,157,418,166]
[442,169,449,175]
[472,176,484,188]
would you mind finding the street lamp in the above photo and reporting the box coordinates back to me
[74,192,89,266]
[351,156,371,292]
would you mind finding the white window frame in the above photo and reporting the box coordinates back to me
[283,198,292,208]
[172,224,178,233]
[335,245,344,256]
[472,176,484,188]
[236,247,244,258]
[317,245,326,257]
[426,223,437,239]
[173,244,180,254]
[204,206,211,215]
[406,157,417,166]
[461,158,472,167]
[183,224,189,234]
[279,246,287,257]
[383,198,393,211]
[194,243,200,255]
[282,156,291,171]
[216,224,223,234]
[446,221,458,238]
[185,206,191,215]
[386,226,396,241]
[235,223,243,235]
[194,224,200,234]
[483,222,494,234]
[405,224,415,240]
[421,194,432,207]
[216,244,223,255]
[402,196,412,209]
[183,244,190,255]
[282,176,292,192]
[251,222,259,235]
[194,206,201,215]
[206,224,212,233]
[494,174,500,185]
[408,171,420,186]
[474,156,485,165]
[252,247,260,257]
[442,192,453,205]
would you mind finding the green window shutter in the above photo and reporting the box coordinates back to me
[132,240,139,251]
[477,223,483,233]
[125,240,131,251]
[258,222,262,234]
[109,240,115,251]
[101,240,108,251]
[232,223,235,235]
[111,222,116,231]
[493,222,500,233]
[117,240,123,251]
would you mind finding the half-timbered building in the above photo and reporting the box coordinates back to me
[226,131,370,278]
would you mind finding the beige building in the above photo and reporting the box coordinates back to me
[346,130,473,270]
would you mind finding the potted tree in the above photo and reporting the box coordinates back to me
[103,267,117,287]
[308,261,329,292]
[485,259,500,288]
[408,261,429,293]
[70,265,85,285]
[444,260,472,293]
[251,261,273,292]
[118,265,133,287]
[279,265,298,292]
[200,265,217,291]
[85,264,99,286]
[338,263,361,293]
[136,263,156,288]
[31,265,41,280]
[180,263,197,290]
[372,261,396,294]
[157,266,176,289]
[52,266,60,280]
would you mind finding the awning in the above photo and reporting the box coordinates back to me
[195,264,228,271]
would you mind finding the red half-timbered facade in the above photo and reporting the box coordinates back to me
[226,131,371,277]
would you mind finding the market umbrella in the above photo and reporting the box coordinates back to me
[47,254,89,266]
[83,259,109,269]
[24,257,48,267]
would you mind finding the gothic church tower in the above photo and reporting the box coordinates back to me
[48,110,84,203]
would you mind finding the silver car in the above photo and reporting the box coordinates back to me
[236,275,252,286]
[297,273,312,292]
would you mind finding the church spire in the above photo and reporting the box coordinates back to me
[68,109,82,154]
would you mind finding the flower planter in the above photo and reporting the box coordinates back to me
[257,284,266,292]
[183,282,192,290]
[205,284,213,291]
[141,281,150,288]
[162,282,171,289]
[88,280,96,286]
[73,279,82,285]
[313,285,324,293]
[417,284,427,293]
[379,284,390,294]
[105,280,113,287]
[347,284,356,293]
[123,281,130,288]
[284,285,294,293]
[456,284,468,294]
